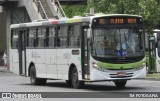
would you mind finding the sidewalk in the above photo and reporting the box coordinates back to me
[0,66,11,73]
[146,73,160,80]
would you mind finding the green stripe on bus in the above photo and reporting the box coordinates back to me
[97,61,144,69]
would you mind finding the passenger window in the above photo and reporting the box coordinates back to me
[57,26,68,47]
[28,28,36,47]
[37,27,46,48]
[11,30,19,49]
[48,27,56,47]
[68,25,80,47]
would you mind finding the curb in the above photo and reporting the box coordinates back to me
[145,78,160,81]
[0,67,11,73]
[146,73,160,80]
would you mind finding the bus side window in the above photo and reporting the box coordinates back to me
[37,27,41,47]
[26,29,29,47]
[57,27,60,47]
[68,26,73,47]
[42,27,47,47]
[48,26,56,47]
[45,27,49,47]
[68,25,80,47]
[28,28,36,48]
[58,26,68,47]
[74,25,80,47]
[37,27,46,48]
[12,30,19,49]
[34,28,37,47]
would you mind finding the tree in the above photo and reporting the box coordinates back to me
[62,5,87,18]
[88,0,160,32]
[62,0,160,32]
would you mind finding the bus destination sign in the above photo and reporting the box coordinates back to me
[93,16,143,26]
[109,18,137,24]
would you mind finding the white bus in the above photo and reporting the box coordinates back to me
[147,29,160,73]
[9,14,146,88]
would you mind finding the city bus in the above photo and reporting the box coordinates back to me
[9,14,146,88]
[147,29,160,73]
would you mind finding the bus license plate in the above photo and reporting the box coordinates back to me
[117,72,126,77]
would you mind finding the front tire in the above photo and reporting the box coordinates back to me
[71,67,84,89]
[114,80,127,88]
[30,66,46,85]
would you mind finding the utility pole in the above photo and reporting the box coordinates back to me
[90,0,94,15]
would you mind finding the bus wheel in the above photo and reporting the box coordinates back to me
[30,66,46,85]
[114,80,127,88]
[71,67,84,89]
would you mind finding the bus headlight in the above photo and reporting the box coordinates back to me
[93,63,98,68]
[92,62,98,69]
[92,62,108,72]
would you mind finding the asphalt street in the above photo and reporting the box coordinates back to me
[0,68,160,101]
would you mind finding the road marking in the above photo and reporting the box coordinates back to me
[138,85,160,88]
[139,85,149,87]
[153,86,159,87]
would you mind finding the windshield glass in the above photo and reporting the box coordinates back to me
[92,28,144,57]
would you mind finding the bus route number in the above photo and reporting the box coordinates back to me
[128,18,137,24]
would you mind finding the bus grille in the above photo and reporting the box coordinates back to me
[109,73,133,78]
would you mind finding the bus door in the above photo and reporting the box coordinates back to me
[18,29,27,76]
[148,36,156,73]
[81,26,90,79]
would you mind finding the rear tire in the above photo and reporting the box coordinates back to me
[114,80,127,88]
[30,66,46,85]
[71,67,84,89]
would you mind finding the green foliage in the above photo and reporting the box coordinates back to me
[62,0,160,32]
[62,5,87,18]
[88,0,160,32]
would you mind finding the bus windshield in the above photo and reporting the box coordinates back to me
[91,28,144,58]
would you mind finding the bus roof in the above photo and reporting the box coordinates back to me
[10,14,142,29]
